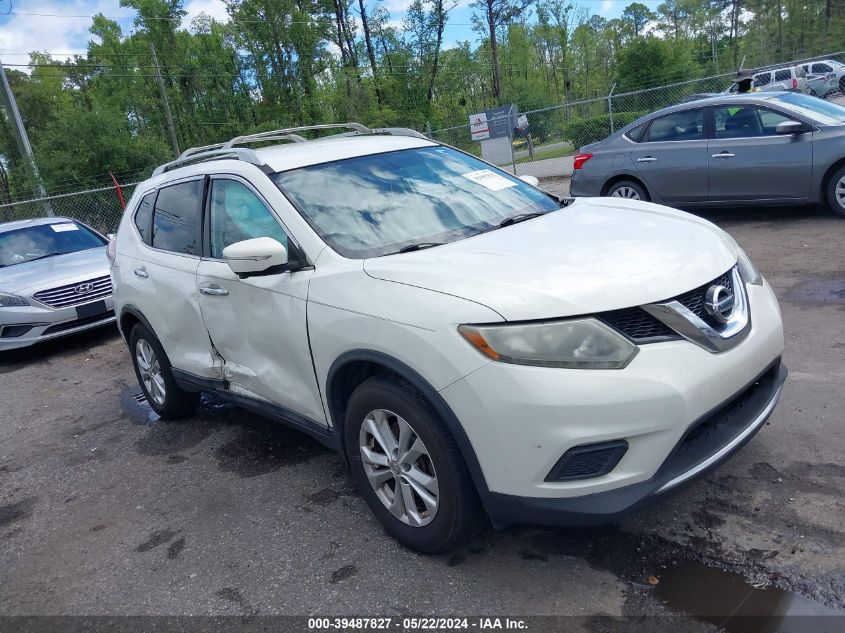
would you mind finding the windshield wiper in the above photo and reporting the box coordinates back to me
[497,212,544,228]
[20,252,65,263]
[396,242,445,254]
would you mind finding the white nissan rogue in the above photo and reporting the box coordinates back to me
[111,123,786,552]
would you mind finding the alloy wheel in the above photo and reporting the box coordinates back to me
[836,176,845,210]
[135,339,166,406]
[359,409,439,527]
[612,186,641,200]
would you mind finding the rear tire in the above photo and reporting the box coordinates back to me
[344,376,485,553]
[129,323,200,419]
[825,166,845,219]
[605,180,649,201]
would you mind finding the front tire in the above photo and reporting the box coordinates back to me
[129,323,200,419]
[824,166,845,219]
[344,376,485,553]
[606,179,649,201]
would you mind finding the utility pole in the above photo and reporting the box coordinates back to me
[149,43,180,157]
[0,56,51,213]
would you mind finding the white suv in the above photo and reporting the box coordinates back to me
[111,123,787,552]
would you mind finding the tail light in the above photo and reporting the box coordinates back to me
[792,78,798,89]
[106,233,117,265]
[573,153,593,170]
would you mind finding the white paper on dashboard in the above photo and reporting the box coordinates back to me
[50,223,79,232]
[462,169,517,191]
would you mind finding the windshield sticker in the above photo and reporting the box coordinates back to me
[462,169,517,191]
[50,223,79,232]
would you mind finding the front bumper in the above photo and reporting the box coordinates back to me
[483,360,786,526]
[439,279,785,523]
[0,297,115,352]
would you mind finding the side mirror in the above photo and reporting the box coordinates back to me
[776,120,804,135]
[222,237,288,278]
[519,175,540,187]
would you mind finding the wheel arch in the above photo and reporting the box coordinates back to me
[820,158,845,202]
[601,173,650,199]
[118,305,156,345]
[326,350,491,498]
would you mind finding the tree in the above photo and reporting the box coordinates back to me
[471,0,536,100]
[622,2,656,37]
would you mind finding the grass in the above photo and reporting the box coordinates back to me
[513,142,575,165]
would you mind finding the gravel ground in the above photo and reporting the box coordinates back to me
[0,203,843,626]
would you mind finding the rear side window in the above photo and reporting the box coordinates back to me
[774,69,791,82]
[754,73,771,87]
[625,121,648,142]
[646,109,704,142]
[134,192,156,243]
[151,180,203,255]
[813,63,833,73]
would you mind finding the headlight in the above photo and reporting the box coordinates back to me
[0,291,29,307]
[736,246,762,285]
[458,318,638,369]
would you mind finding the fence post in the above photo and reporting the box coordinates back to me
[425,121,432,139]
[607,83,617,134]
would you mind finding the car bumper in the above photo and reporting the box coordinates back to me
[0,297,115,352]
[569,168,602,197]
[439,280,785,523]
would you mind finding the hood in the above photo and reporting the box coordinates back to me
[0,247,109,294]
[363,198,738,321]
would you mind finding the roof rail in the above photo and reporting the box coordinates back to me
[152,122,431,177]
[223,123,372,148]
[151,147,264,177]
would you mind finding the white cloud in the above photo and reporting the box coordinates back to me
[600,0,613,15]
[183,0,230,27]
[0,0,133,63]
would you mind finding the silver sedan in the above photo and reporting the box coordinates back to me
[570,92,845,218]
[0,217,115,352]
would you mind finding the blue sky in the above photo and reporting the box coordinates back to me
[0,0,662,64]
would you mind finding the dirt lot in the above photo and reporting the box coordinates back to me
[1,203,844,628]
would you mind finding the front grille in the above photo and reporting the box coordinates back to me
[597,268,735,343]
[598,307,677,342]
[673,270,734,325]
[33,275,112,309]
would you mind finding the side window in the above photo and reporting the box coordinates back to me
[151,180,202,255]
[625,121,648,143]
[774,69,791,82]
[814,63,832,74]
[209,179,290,259]
[754,73,771,87]
[758,108,795,134]
[646,109,704,142]
[713,106,791,138]
[714,106,761,138]
[134,191,156,243]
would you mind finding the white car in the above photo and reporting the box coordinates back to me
[1,217,115,351]
[110,124,787,552]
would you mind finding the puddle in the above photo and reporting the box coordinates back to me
[120,387,159,424]
[786,279,845,305]
[651,559,843,632]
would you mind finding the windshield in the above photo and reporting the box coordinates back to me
[0,221,106,267]
[272,146,559,258]
[773,92,845,124]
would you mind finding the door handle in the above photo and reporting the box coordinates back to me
[712,152,736,158]
[637,157,657,163]
[133,266,148,278]
[199,283,229,296]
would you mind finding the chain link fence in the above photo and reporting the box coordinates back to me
[3,50,845,231]
[0,183,137,234]
[431,50,845,182]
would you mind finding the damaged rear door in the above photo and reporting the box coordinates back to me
[196,176,326,426]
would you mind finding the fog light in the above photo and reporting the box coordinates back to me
[545,440,629,482]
